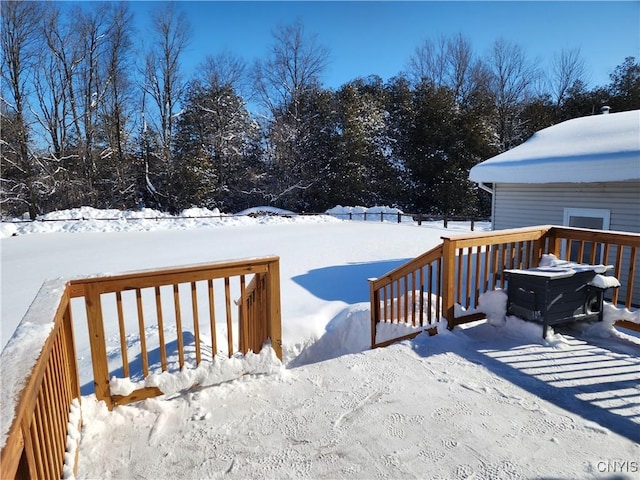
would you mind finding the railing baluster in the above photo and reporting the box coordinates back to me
[58,320,74,402]
[516,241,523,269]
[603,243,611,266]
[411,271,416,326]
[589,241,598,265]
[427,264,433,324]
[456,248,463,305]
[419,266,425,326]
[491,244,499,290]
[436,257,442,322]
[116,292,129,377]
[224,277,233,356]
[239,275,248,353]
[613,245,624,305]
[482,244,490,293]
[191,282,201,364]
[173,284,184,369]
[385,284,390,322]
[33,401,48,479]
[42,369,58,478]
[626,246,637,309]
[155,286,167,372]
[465,246,473,308]
[136,288,149,377]
[403,276,409,323]
[500,244,508,288]
[49,343,65,474]
[208,279,217,355]
[474,245,482,307]
[577,240,586,262]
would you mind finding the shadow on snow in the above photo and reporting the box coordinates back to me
[291,259,410,304]
[409,324,640,443]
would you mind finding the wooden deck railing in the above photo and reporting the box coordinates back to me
[0,280,81,480]
[1,257,282,479]
[68,256,282,409]
[370,226,640,348]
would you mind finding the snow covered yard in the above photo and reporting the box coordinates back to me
[1,208,639,479]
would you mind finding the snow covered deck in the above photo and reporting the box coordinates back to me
[76,320,640,479]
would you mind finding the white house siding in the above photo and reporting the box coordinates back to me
[493,180,640,307]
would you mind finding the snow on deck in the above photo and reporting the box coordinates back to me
[76,321,640,479]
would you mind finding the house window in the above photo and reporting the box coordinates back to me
[562,208,610,263]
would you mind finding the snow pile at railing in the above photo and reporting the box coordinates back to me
[109,346,283,398]
[62,399,81,479]
[476,286,640,343]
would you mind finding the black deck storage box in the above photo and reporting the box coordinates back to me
[504,265,610,338]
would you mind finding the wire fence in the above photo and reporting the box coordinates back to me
[2,211,491,230]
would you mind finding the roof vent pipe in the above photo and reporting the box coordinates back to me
[601,105,611,114]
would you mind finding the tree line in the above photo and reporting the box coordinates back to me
[2,1,639,219]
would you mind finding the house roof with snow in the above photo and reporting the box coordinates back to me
[469,109,640,184]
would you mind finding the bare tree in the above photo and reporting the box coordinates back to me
[485,38,540,151]
[407,35,448,87]
[251,20,329,118]
[36,2,113,202]
[447,34,474,103]
[98,2,136,207]
[407,34,479,105]
[37,3,78,164]
[549,47,588,106]
[196,50,247,92]
[143,4,190,168]
[139,3,190,210]
[0,0,43,218]
[75,3,113,190]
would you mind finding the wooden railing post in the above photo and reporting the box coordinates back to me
[441,236,456,329]
[545,227,562,258]
[83,284,113,409]
[370,278,379,348]
[266,259,283,360]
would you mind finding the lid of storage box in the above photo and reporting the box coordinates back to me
[504,264,610,279]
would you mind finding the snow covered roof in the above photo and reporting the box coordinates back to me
[469,109,640,184]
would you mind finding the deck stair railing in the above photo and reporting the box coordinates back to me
[370,225,640,348]
[1,256,282,479]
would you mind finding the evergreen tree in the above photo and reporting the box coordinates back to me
[403,81,492,216]
[173,82,262,212]
[331,76,398,208]
[384,76,416,209]
[607,57,640,112]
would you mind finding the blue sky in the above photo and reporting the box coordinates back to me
[129,1,639,90]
